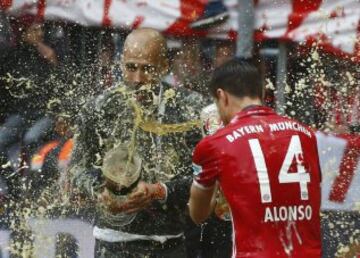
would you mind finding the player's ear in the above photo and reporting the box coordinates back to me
[216,88,224,102]
[217,89,230,106]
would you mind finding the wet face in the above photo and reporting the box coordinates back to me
[122,44,166,90]
[121,29,168,105]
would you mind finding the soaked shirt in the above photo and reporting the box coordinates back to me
[193,106,322,258]
[70,82,204,236]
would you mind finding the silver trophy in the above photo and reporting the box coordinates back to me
[98,144,142,228]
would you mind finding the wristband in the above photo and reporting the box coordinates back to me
[151,182,167,201]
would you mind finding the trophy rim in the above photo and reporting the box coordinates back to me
[102,144,142,188]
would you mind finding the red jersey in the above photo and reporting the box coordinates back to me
[193,106,322,258]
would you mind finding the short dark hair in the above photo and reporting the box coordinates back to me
[209,58,263,99]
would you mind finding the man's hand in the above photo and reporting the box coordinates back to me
[98,188,124,214]
[97,182,166,214]
[122,181,166,214]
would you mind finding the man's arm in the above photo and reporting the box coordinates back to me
[163,175,192,209]
[189,182,216,224]
[159,86,206,210]
[162,125,204,210]
[189,137,220,224]
[69,101,128,214]
[123,175,192,214]
[123,88,205,213]
[23,23,58,66]
[68,102,104,199]
[123,129,202,213]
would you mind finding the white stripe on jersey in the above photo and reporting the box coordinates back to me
[229,207,236,258]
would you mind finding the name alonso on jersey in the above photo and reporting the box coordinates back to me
[264,205,312,223]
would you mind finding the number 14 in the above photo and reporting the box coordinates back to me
[249,135,310,203]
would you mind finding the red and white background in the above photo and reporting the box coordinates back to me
[317,132,360,211]
[0,0,359,59]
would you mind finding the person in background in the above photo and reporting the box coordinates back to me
[170,39,210,97]
[0,11,13,73]
[0,21,59,121]
[189,59,322,258]
[0,20,60,199]
[22,22,58,66]
[214,40,235,68]
[28,115,73,198]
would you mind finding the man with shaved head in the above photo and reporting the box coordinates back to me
[122,28,168,89]
[70,28,204,257]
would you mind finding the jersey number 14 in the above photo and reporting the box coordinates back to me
[249,135,311,203]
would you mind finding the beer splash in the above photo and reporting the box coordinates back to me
[109,85,202,176]
[113,85,202,136]
[0,69,99,257]
[132,100,201,136]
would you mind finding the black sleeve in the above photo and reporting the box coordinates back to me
[164,127,203,210]
[164,174,193,211]
[69,101,104,198]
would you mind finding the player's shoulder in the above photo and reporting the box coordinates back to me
[162,82,208,120]
[166,82,207,107]
[193,134,219,162]
[262,113,317,144]
[79,84,130,122]
[278,114,317,137]
[96,84,127,105]
[198,124,233,149]
[196,128,219,148]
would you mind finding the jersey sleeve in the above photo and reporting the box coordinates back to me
[192,137,220,189]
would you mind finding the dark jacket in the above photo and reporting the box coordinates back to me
[69,82,205,236]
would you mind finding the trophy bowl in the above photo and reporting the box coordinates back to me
[97,144,142,228]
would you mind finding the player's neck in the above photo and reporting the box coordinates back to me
[229,97,262,118]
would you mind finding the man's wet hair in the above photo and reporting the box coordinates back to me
[209,58,263,99]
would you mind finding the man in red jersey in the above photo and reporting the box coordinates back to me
[188,59,322,258]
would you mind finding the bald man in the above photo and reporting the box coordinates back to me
[122,28,168,89]
[70,28,205,257]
